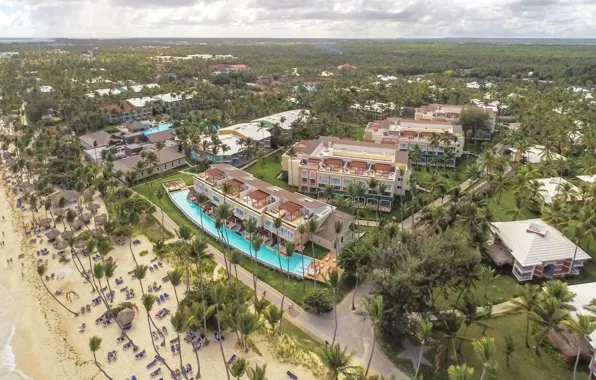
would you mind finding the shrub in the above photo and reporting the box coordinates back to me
[104,127,120,133]
[139,250,149,257]
[303,288,332,314]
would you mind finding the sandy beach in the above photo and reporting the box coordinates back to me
[0,163,317,380]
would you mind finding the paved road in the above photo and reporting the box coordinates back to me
[152,207,407,378]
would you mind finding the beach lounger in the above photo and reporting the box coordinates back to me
[117,334,126,342]
[287,371,298,379]
[150,368,161,378]
[149,266,154,272]
[170,337,179,344]
[228,354,237,364]
[135,349,146,359]
[171,345,176,353]
[153,264,158,270]
[146,359,157,369]
[162,275,169,282]
[120,286,128,292]
[163,293,169,300]
[123,342,132,350]
[150,257,158,263]
[159,295,165,302]
[186,364,192,373]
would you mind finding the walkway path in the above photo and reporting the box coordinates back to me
[151,204,407,378]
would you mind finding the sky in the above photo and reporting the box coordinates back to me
[0,0,595,39]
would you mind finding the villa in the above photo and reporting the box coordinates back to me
[510,145,566,164]
[113,147,186,180]
[78,130,113,149]
[578,174,596,183]
[488,219,591,282]
[568,282,596,377]
[103,101,139,124]
[352,103,396,120]
[365,118,464,167]
[251,109,309,132]
[536,177,581,204]
[282,136,411,209]
[193,164,355,253]
[125,97,155,120]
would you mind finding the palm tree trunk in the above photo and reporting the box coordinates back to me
[93,352,114,380]
[147,314,173,374]
[332,289,338,345]
[525,315,531,348]
[161,209,166,240]
[128,237,139,266]
[364,328,376,378]
[149,313,166,347]
[177,332,187,379]
[480,365,487,380]
[185,251,191,293]
[216,313,231,380]
[573,346,580,380]
[310,239,317,287]
[415,342,425,378]
[41,278,79,316]
[173,284,180,304]
[351,274,359,310]
[193,346,201,379]
[194,262,208,341]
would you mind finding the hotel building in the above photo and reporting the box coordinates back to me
[365,118,465,167]
[282,137,411,210]
[193,165,354,252]
[415,103,495,139]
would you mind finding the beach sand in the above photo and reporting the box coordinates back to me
[0,166,316,380]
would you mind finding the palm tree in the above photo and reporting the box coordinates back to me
[503,334,515,368]
[447,364,474,380]
[473,337,495,380]
[155,188,167,239]
[272,216,287,331]
[317,343,357,380]
[530,296,571,355]
[37,264,79,316]
[142,294,174,375]
[237,310,263,352]
[189,237,211,338]
[250,235,264,301]
[211,282,231,380]
[333,221,344,258]
[324,268,342,345]
[168,268,183,304]
[511,284,541,348]
[176,225,194,292]
[246,363,267,380]
[262,304,283,334]
[440,311,466,363]
[229,357,248,379]
[479,266,500,301]
[542,280,576,308]
[297,223,308,290]
[171,308,194,379]
[44,198,55,227]
[562,315,596,380]
[89,336,113,380]
[306,218,319,286]
[414,318,433,379]
[362,295,383,378]
[134,264,148,296]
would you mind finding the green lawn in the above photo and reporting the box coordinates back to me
[245,153,290,190]
[136,169,195,188]
[302,242,331,260]
[352,127,365,140]
[488,189,540,222]
[281,317,325,354]
[134,215,173,243]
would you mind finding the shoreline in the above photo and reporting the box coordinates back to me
[0,168,91,380]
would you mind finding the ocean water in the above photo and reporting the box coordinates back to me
[0,282,31,380]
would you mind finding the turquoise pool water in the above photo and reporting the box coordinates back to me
[142,122,172,135]
[170,190,313,278]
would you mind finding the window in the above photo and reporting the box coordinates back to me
[213,195,220,203]
[302,170,308,178]
[265,220,271,228]
[288,231,294,239]
[319,176,329,184]
[330,177,340,185]
[236,208,244,216]
[343,179,352,185]
[249,216,257,223]
[310,171,316,178]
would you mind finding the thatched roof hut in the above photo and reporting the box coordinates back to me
[55,241,69,250]
[46,229,60,240]
[95,214,107,224]
[61,230,74,240]
[70,219,84,230]
[52,208,64,217]
[115,308,135,326]
[83,188,95,199]
[39,218,53,228]
[75,240,87,249]
[78,212,92,223]
[87,203,101,213]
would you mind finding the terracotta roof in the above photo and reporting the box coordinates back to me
[227,179,244,188]
[206,168,224,177]
[374,163,392,172]
[325,158,343,167]
[350,161,367,169]
[337,63,356,70]
[280,201,301,214]
[47,126,57,135]
[104,102,133,113]
[249,190,268,201]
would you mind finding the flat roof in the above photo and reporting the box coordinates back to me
[219,122,271,141]
[126,97,155,108]
[252,109,309,130]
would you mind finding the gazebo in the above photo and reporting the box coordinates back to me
[280,201,302,222]
[46,229,60,241]
[70,219,84,231]
[61,230,74,240]
[56,240,69,250]
[79,212,92,223]
[87,203,101,213]
[39,218,53,228]
[248,190,269,209]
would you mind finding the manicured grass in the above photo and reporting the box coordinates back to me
[281,317,325,354]
[488,189,539,222]
[352,127,365,140]
[136,169,195,188]
[245,153,290,190]
[134,215,173,243]
[302,242,330,260]
[434,269,521,309]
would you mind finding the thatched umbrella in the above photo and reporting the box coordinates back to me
[95,214,107,224]
[52,209,64,217]
[78,212,92,223]
[70,219,84,230]
[90,228,103,237]
[39,218,53,228]
[61,230,74,240]
[55,240,69,250]
[115,308,135,327]
[87,203,100,213]
[83,188,95,199]
[75,240,87,249]
[46,229,60,241]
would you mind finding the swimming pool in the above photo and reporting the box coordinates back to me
[142,122,172,135]
[169,190,313,278]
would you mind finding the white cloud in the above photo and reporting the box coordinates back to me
[1,0,596,38]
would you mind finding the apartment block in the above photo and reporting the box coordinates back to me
[282,137,411,210]
[126,97,155,120]
[415,103,495,139]
[365,118,464,167]
[193,165,354,252]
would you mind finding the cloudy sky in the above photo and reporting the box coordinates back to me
[0,0,595,39]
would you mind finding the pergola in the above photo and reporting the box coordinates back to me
[280,201,302,222]
[248,190,269,209]
[374,163,392,178]
[349,160,367,175]
[225,179,244,195]
[205,168,225,184]
[325,158,343,172]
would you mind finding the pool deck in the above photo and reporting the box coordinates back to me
[305,251,341,283]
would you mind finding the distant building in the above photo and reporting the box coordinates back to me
[113,147,186,180]
[78,130,112,150]
[337,63,356,71]
[567,282,596,377]
[415,103,495,139]
[0,52,19,59]
[200,122,271,166]
[282,136,411,209]
[365,118,464,167]
[209,64,248,74]
[103,102,138,124]
[126,97,155,120]
[251,109,309,131]
[351,102,396,120]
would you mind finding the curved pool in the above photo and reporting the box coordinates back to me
[169,190,313,278]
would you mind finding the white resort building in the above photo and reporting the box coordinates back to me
[282,136,411,210]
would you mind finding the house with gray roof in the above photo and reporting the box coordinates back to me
[78,130,112,149]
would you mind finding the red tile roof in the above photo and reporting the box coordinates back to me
[103,102,133,113]
[248,190,268,201]
[280,201,301,214]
